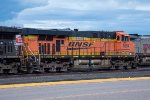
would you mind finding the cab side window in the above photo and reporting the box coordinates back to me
[122,36,129,41]
[122,36,125,41]
[117,36,120,41]
[125,36,129,41]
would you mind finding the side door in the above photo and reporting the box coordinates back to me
[56,40,61,53]
[52,44,56,55]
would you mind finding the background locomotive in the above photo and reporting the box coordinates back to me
[130,34,150,66]
[0,26,140,74]
[0,26,21,73]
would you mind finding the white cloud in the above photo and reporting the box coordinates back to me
[2,0,150,33]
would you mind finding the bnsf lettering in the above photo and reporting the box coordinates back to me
[143,44,150,50]
[82,42,90,47]
[69,42,93,47]
[75,42,82,47]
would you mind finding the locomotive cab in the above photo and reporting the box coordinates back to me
[116,32,130,43]
[113,32,135,69]
[116,32,135,56]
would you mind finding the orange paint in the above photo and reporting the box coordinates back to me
[22,32,135,56]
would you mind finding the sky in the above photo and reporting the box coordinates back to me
[0,0,150,35]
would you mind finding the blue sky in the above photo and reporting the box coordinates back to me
[0,0,150,35]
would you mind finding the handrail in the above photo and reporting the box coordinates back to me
[27,46,36,62]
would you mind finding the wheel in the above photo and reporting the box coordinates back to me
[56,67,61,72]
[27,67,33,74]
[115,66,119,70]
[131,64,137,69]
[123,66,128,70]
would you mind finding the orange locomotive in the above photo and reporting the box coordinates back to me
[20,28,135,73]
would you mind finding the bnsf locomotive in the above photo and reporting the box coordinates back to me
[0,26,136,74]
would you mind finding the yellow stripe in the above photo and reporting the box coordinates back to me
[0,77,149,89]
[68,37,116,41]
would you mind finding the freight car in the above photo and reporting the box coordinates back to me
[20,28,135,73]
[130,34,150,66]
[0,26,21,74]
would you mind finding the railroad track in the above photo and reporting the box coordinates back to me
[0,67,150,85]
[0,66,150,79]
